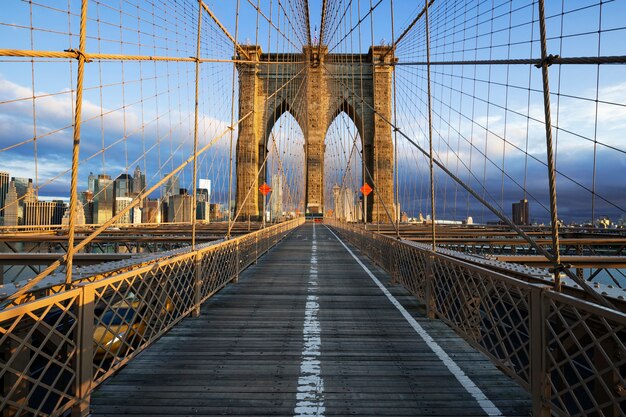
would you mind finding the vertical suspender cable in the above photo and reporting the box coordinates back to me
[390,0,399,238]
[191,0,203,250]
[227,0,242,239]
[65,0,89,285]
[537,0,562,291]
[424,0,436,252]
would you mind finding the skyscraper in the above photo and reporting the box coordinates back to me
[24,179,36,205]
[143,200,161,223]
[114,174,132,198]
[168,191,193,223]
[512,199,530,226]
[0,171,9,217]
[93,174,114,224]
[114,173,133,214]
[270,174,283,221]
[6,177,35,224]
[88,172,97,193]
[13,177,30,199]
[61,200,86,226]
[3,180,18,226]
[162,175,180,199]
[133,166,146,194]
[332,184,340,219]
[198,179,211,200]
[24,201,65,226]
[333,186,357,222]
[114,197,133,224]
[80,191,94,224]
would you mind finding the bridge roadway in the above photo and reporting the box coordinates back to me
[90,223,530,416]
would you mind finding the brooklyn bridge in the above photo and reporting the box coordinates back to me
[1,1,625,416]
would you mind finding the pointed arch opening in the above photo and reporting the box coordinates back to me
[265,110,306,220]
[324,111,363,222]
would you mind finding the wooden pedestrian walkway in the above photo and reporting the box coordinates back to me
[91,223,530,416]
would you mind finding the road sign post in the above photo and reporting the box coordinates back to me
[259,183,272,228]
[360,184,372,227]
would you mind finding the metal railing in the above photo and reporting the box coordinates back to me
[328,219,626,417]
[0,218,304,417]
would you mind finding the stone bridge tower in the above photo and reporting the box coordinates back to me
[235,45,395,222]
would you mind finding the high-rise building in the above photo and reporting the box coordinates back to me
[132,166,147,208]
[80,190,93,204]
[13,177,30,199]
[25,201,65,226]
[79,191,94,224]
[270,174,283,221]
[0,171,9,217]
[143,200,161,224]
[197,188,209,203]
[24,179,36,205]
[61,201,86,226]
[209,203,223,221]
[114,173,133,215]
[83,201,94,224]
[114,174,132,198]
[114,197,133,224]
[198,179,211,199]
[333,185,357,222]
[162,175,180,199]
[197,201,210,221]
[88,172,97,193]
[197,179,211,221]
[133,166,146,194]
[168,192,193,222]
[4,180,19,226]
[332,184,340,218]
[10,177,35,223]
[512,199,530,226]
[160,200,169,223]
[132,207,142,224]
[93,174,114,224]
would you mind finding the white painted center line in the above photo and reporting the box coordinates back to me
[325,225,503,417]
[294,223,325,416]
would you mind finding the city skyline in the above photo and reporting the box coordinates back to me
[0,166,230,227]
[1,1,625,224]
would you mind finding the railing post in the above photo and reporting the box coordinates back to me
[255,233,258,263]
[425,253,436,319]
[234,241,240,283]
[2,330,29,416]
[193,251,202,317]
[72,285,94,417]
[530,287,550,417]
[389,242,400,285]
[390,241,398,286]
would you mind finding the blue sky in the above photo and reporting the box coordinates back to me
[0,0,625,223]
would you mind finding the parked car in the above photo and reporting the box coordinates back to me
[93,298,148,359]
[93,293,173,360]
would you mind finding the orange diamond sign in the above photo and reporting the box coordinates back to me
[360,183,373,196]
[259,183,272,196]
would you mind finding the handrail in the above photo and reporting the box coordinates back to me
[0,218,304,416]
[327,219,626,417]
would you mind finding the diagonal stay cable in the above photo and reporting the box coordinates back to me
[324,61,615,309]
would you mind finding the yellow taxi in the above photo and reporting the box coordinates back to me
[93,297,148,359]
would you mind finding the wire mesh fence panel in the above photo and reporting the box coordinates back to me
[432,255,534,388]
[199,241,238,300]
[0,290,81,416]
[545,292,626,417]
[90,253,197,383]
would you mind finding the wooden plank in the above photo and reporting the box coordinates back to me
[91,223,531,416]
